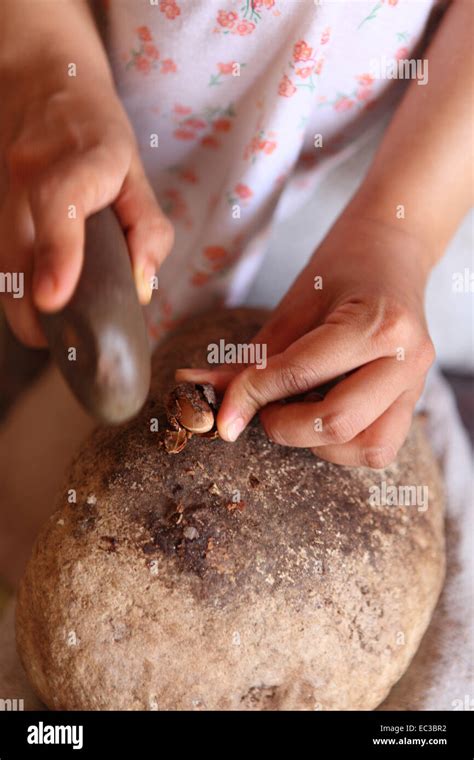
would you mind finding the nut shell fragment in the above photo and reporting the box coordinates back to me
[164,428,189,454]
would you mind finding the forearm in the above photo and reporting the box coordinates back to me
[346,0,473,268]
[0,0,112,85]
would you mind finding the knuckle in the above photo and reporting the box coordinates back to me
[371,303,413,350]
[261,419,288,447]
[149,216,175,254]
[415,335,436,369]
[277,359,314,396]
[239,367,268,409]
[29,174,60,209]
[322,411,360,443]
[361,443,397,470]
[160,216,175,250]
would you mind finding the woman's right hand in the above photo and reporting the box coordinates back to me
[0,63,174,346]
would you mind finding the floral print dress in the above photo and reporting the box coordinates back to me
[99,0,440,343]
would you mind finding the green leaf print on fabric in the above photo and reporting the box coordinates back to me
[358,0,399,30]
[358,2,383,30]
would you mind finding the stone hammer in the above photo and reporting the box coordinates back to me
[39,207,151,425]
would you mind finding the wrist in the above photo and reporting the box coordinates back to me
[346,157,460,269]
[343,181,443,276]
[0,2,112,93]
[310,206,432,309]
[0,49,113,95]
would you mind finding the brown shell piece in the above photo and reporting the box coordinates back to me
[164,428,189,454]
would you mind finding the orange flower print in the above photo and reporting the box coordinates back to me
[160,0,181,20]
[161,58,177,74]
[235,20,256,35]
[278,74,297,97]
[217,10,238,28]
[201,135,221,149]
[253,0,275,8]
[334,96,355,112]
[135,55,152,74]
[161,188,193,229]
[244,128,278,163]
[173,128,195,140]
[214,0,276,35]
[227,183,253,208]
[388,0,398,5]
[260,140,276,154]
[172,103,236,146]
[167,164,199,184]
[209,61,246,87]
[211,261,227,273]
[185,118,207,130]
[356,87,372,101]
[191,239,240,287]
[126,27,176,75]
[314,59,324,75]
[213,118,232,132]
[147,294,181,338]
[356,73,374,86]
[174,104,192,115]
[248,0,277,19]
[202,246,232,274]
[293,40,313,62]
[191,271,211,287]
[180,167,198,183]
[295,66,313,79]
[219,62,235,75]
[203,246,228,262]
[395,46,409,61]
[319,71,375,111]
[235,183,253,199]
[137,26,152,42]
[144,43,159,61]
[281,38,321,96]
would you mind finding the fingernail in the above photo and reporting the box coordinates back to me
[226,416,245,442]
[176,368,210,380]
[136,262,156,304]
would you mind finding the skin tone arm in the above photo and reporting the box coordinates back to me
[178,0,474,468]
[0,0,173,346]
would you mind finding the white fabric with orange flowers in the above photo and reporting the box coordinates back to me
[100,0,438,343]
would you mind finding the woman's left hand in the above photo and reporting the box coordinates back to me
[176,214,435,468]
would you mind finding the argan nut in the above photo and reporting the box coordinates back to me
[165,382,216,434]
[176,396,214,434]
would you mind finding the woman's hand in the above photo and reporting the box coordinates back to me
[0,15,173,347]
[177,0,474,468]
[176,214,435,468]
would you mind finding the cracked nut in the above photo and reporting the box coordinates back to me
[164,382,219,453]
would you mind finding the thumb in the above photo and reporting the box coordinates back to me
[113,155,175,305]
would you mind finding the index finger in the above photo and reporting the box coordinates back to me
[30,143,130,313]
